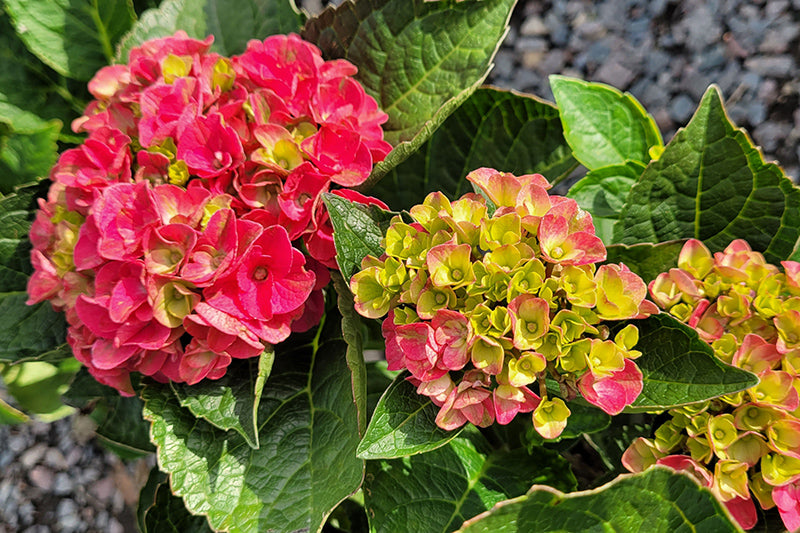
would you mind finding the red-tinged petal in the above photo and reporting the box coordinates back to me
[578,359,643,415]
[75,295,120,338]
[90,339,140,370]
[723,496,758,531]
[655,455,713,486]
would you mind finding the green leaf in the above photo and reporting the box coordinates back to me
[624,314,759,412]
[0,180,51,277]
[365,428,577,533]
[1,359,78,419]
[0,113,61,194]
[366,361,399,419]
[614,85,800,264]
[141,312,364,533]
[303,0,517,186]
[357,371,462,459]
[333,270,368,435]
[0,293,67,362]
[605,240,686,284]
[457,467,739,533]
[170,347,274,449]
[567,161,645,244]
[137,467,213,533]
[372,87,577,211]
[0,395,29,424]
[116,0,303,61]
[4,0,136,81]
[64,368,155,458]
[550,75,663,170]
[323,193,395,279]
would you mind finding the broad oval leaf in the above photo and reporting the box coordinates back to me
[0,294,67,363]
[614,85,800,263]
[373,87,577,211]
[141,313,364,533]
[365,428,576,533]
[303,0,518,185]
[5,0,135,81]
[323,193,395,279]
[605,240,686,284]
[550,75,663,170]
[116,0,303,61]
[170,348,274,449]
[623,314,758,412]
[567,160,645,244]
[458,467,739,532]
[357,371,462,459]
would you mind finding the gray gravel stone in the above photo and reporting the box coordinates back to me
[669,93,697,123]
[745,55,797,78]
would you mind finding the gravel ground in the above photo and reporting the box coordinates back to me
[2,1,799,531]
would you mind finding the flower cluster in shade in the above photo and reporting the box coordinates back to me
[26,32,391,395]
[350,168,656,439]
[622,239,800,531]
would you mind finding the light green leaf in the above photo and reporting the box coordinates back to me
[303,0,517,186]
[137,468,213,533]
[0,395,29,424]
[373,87,577,211]
[0,112,61,194]
[333,270,368,435]
[323,193,395,279]
[614,85,800,264]
[0,293,67,363]
[550,75,663,170]
[365,428,577,533]
[4,0,136,81]
[116,0,303,61]
[357,371,462,459]
[567,160,645,244]
[142,313,364,533]
[458,467,739,533]
[605,240,686,284]
[1,359,78,420]
[170,347,274,449]
[623,314,758,412]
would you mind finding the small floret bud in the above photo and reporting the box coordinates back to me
[532,397,570,440]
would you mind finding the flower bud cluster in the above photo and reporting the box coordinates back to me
[26,32,390,395]
[350,168,656,439]
[623,239,800,531]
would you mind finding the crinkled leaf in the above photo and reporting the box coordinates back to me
[333,270,368,435]
[567,160,645,244]
[0,395,29,424]
[0,294,67,362]
[116,0,303,61]
[323,193,395,279]
[0,111,61,194]
[614,85,800,264]
[142,313,364,533]
[621,314,758,412]
[1,359,78,420]
[605,240,686,284]
[365,428,577,533]
[458,467,738,533]
[138,467,213,533]
[170,347,274,449]
[373,87,577,211]
[64,368,155,458]
[0,180,51,277]
[4,0,136,81]
[303,0,517,186]
[357,371,462,459]
[550,75,663,170]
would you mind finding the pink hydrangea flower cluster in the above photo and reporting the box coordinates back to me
[350,168,656,439]
[623,239,800,531]
[26,32,391,395]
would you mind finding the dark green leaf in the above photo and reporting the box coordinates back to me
[137,467,213,533]
[4,0,136,81]
[372,87,577,211]
[567,161,645,243]
[116,0,303,61]
[605,240,686,284]
[550,75,663,170]
[614,85,800,264]
[170,347,274,449]
[64,368,155,458]
[323,193,395,279]
[365,428,576,533]
[623,314,759,411]
[141,313,364,533]
[357,371,462,459]
[0,294,67,362]
[583,413,654,473]
[303,0,517,185]
[457,467,739,532]
[366,361,399,419]
[0,115,61,194]
[0,180,51,277]
[526,399,611,446]
[333,270,368,435]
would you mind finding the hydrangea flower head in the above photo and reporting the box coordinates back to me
[351,168,655,439]
[624,238,800,531]
[27,31,391,394]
